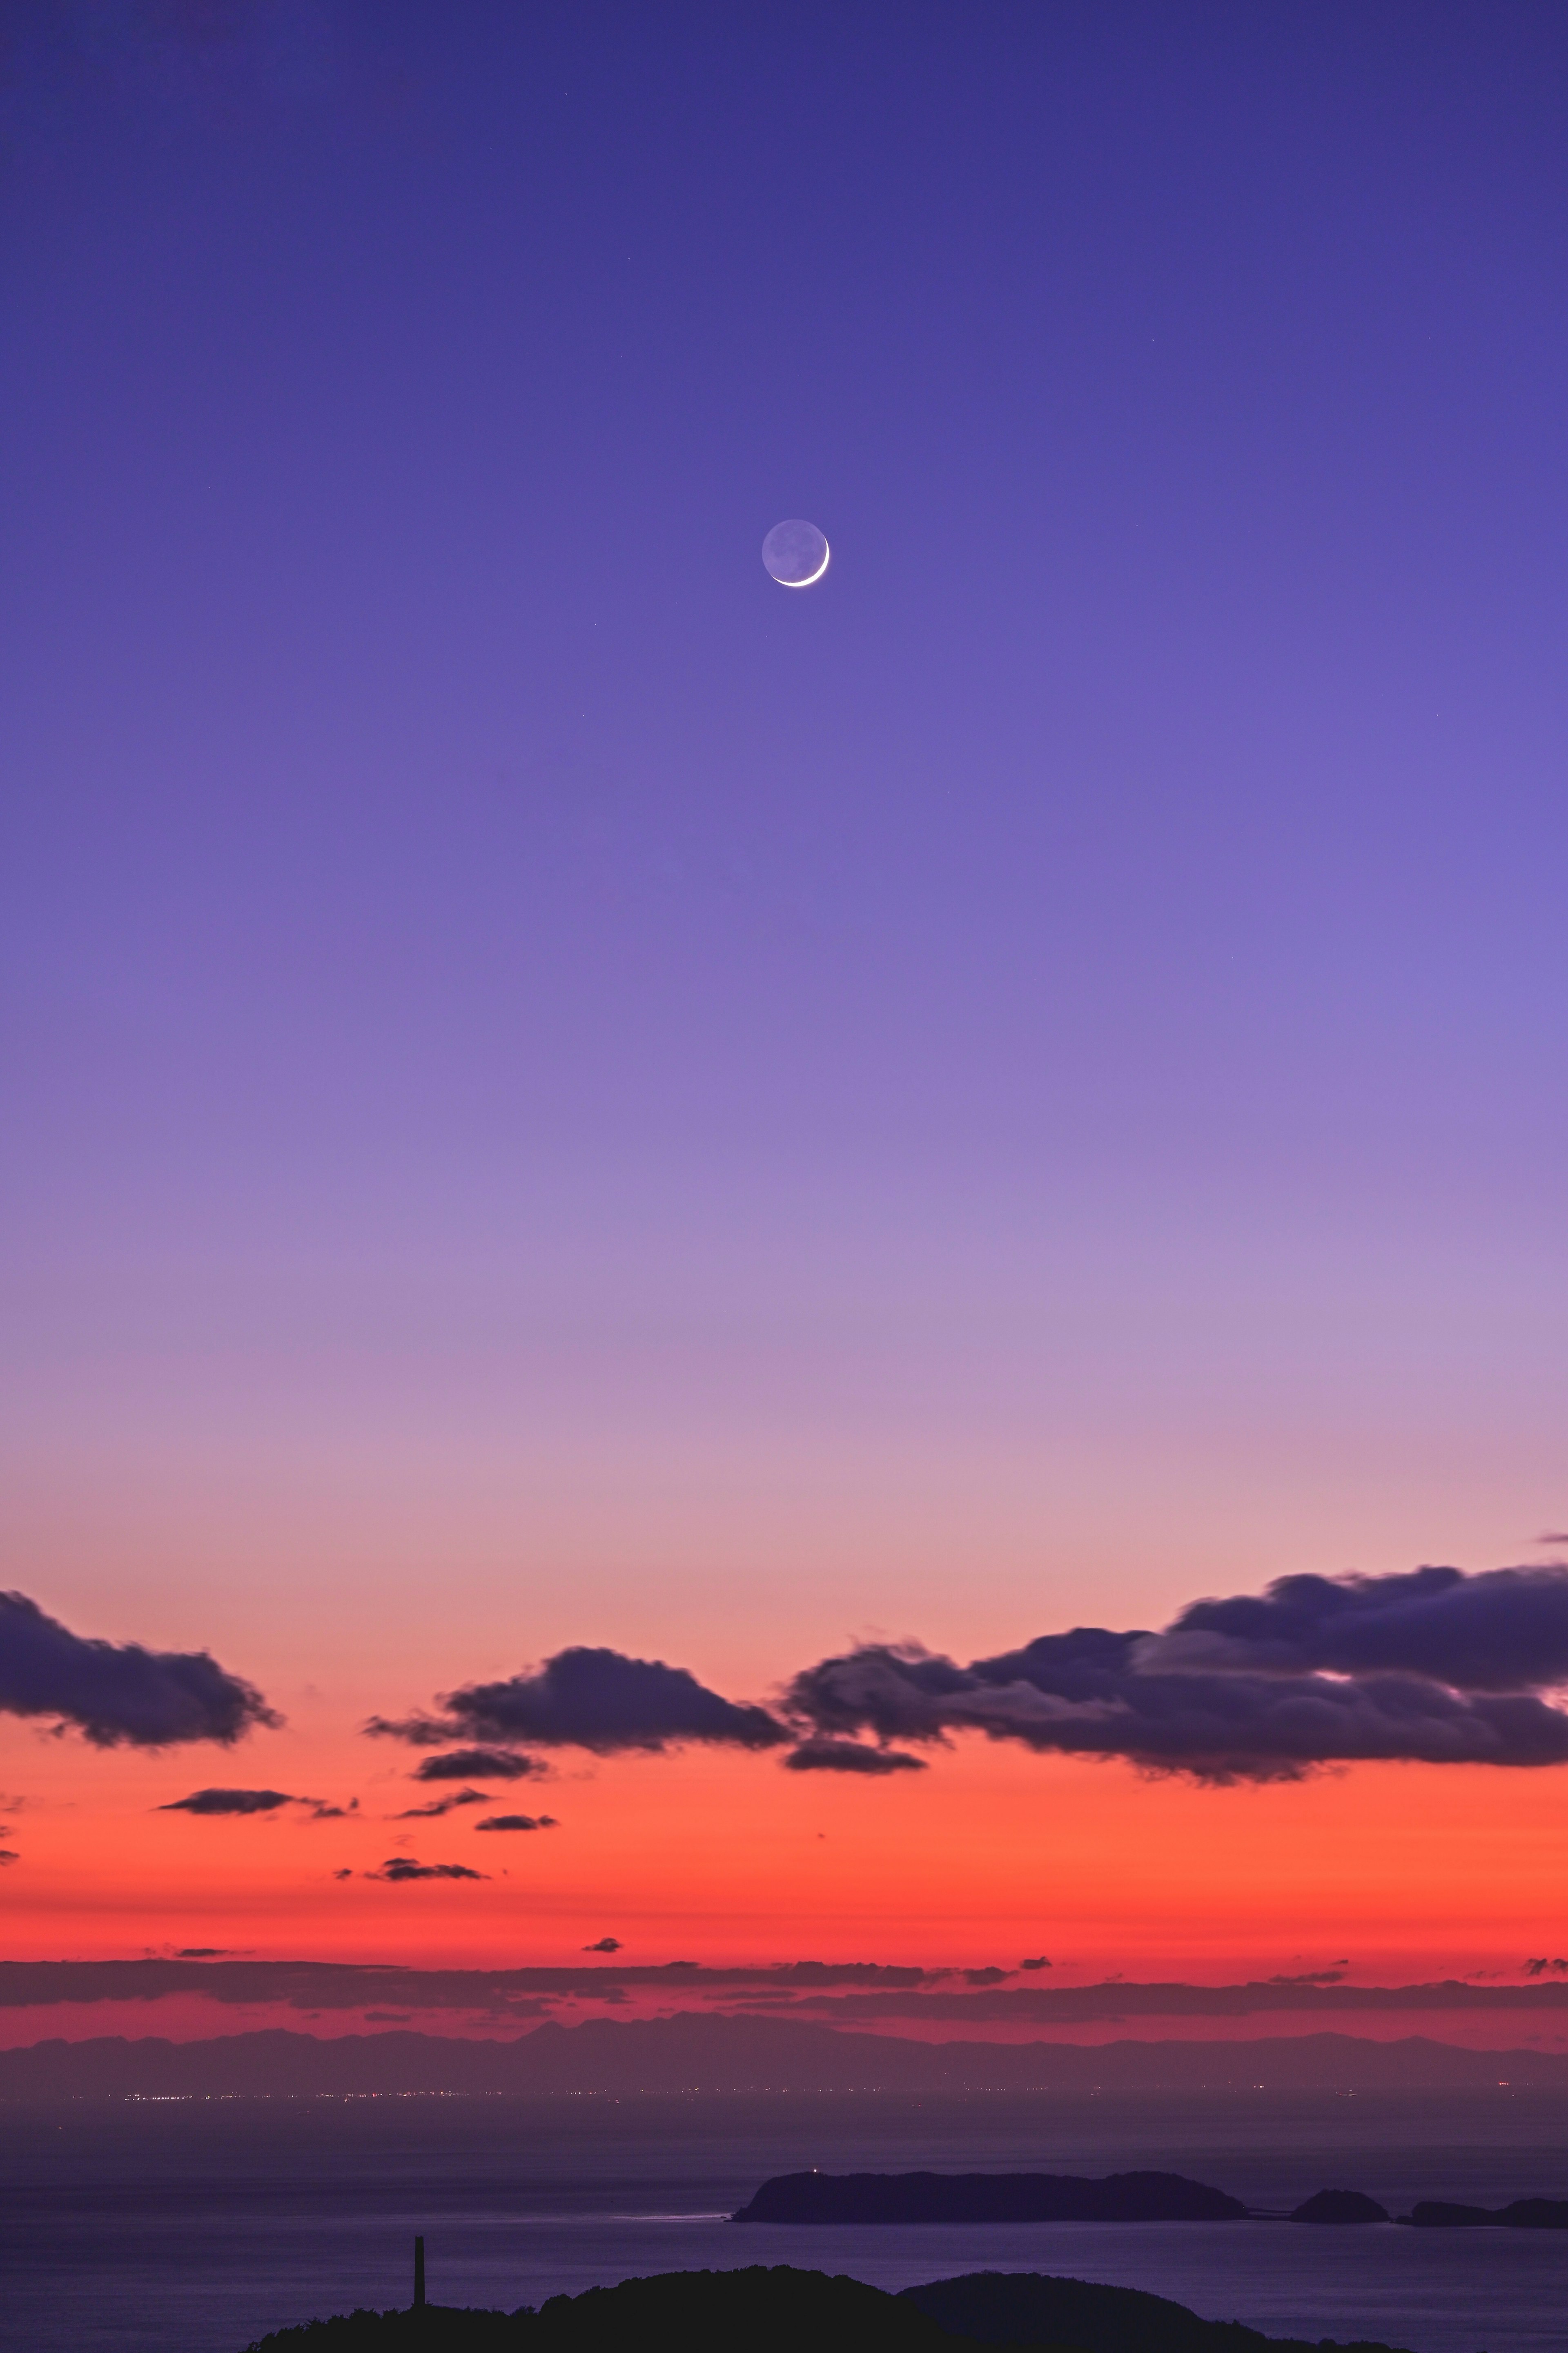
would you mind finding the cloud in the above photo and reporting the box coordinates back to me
[158,1788,296,1816]
[1270,1968,1348,1985]
[584,1937,621,1952]
[158,1788,352,1820]
[784,1571,1568,1784]
[393,1787,492,1819]
[409,1748,543,1783]
[364,1858,488,1882]
[1021,1956,1051,1971]
[370,1646,788,1756]
[0,1851,16,1867]
[0,1590,278,1749]
[474,1813,557,1831]
[1525,1958,1568,1976]
[1140,1566,1568,1692]
[175,1948,232,1957]
[331,1868,353,1880]
[782,1738,927,1775]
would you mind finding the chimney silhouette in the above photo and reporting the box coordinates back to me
[414,2235,425,2310]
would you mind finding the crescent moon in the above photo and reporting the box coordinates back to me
[779,539,830,587]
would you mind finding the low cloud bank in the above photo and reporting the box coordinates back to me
[0,1592,278,1748]
[0,1957,942,2012]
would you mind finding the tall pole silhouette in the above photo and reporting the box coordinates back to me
[414,2235,425,2310]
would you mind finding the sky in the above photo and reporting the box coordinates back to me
[3,1,1568,2013]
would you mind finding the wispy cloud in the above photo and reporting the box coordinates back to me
[393,1787,492,1819]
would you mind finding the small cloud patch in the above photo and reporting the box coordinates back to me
[159,1788,295,1816]
[474,1813,557,1832]
[365,1857,488,1882]
[782,1739,926,1774]
[409,1747,544,1783]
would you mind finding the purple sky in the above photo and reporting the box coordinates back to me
[3,3,1568,1830]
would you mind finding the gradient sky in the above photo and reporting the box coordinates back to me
[4,2,1568,1991]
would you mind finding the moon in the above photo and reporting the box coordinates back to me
[762,519,830,587]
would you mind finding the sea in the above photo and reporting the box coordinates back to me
[4,2088,1568,2353]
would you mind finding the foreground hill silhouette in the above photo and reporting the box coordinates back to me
[733,2170,1247,2222]
[243,2264,1414,2353]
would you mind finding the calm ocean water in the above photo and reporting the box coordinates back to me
[4,2089,1568,2353]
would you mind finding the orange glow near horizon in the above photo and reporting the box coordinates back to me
[7,1729,1568,1990]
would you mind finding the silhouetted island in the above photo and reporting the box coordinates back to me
[1290,2192,1390,2224]
[242,2263,1415,2353]
[1401,2198,1568,2228]
[733,2169,1247,2223]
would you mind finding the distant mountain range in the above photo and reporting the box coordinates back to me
[0,2014,1562,2099]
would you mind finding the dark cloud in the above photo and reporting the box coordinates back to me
[1021,1956,1051,1971]
[393,1787,491,1820]
[409,1748,543,1783]
[0,1851,16,1867]
[782,1738,927,1775]
[785,1571,1568,1784]
[365,1858,488,1883]
[175,1948,232,1958]
[584,1937,621,1952]
[331,1868,353,1880]
[1141,1566,1568,1692]
[1270,1968,1348,1985]
[370,1647,788,1757]
[1525,1958,1568,1976]
[158,1788,295,1816]
[158,1788,352,1820]
[475,1813,558,1831]
[0,1590,278,1749]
